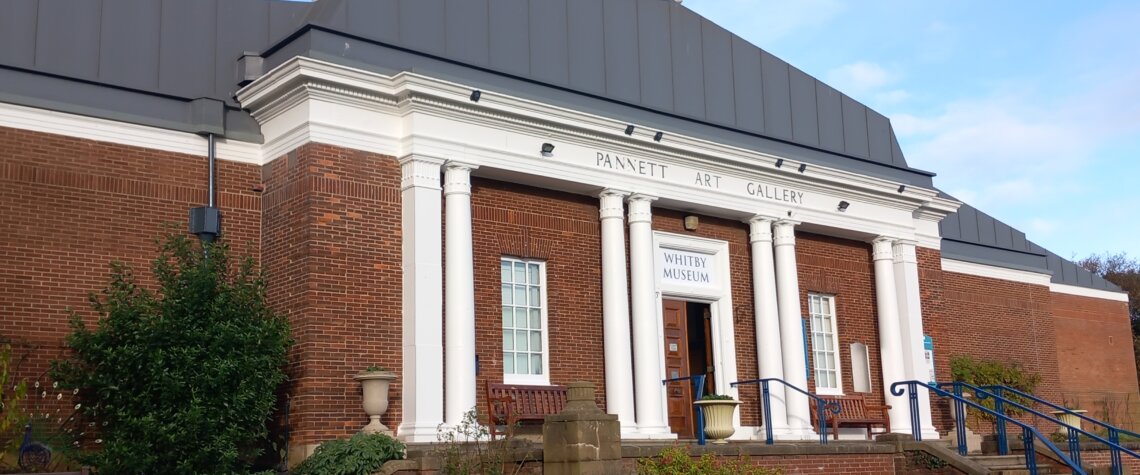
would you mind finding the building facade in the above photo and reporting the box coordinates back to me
[1,0,1134,462]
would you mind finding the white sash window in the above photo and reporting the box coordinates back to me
[809,293,843,395]
[501,258,550,385]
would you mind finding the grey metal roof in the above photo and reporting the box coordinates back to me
[0,0,1122,294]
[940,203,1122,291]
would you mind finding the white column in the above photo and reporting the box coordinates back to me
[397,155,446,442]
[872,237,911,435]
[599,190,637,436]
[893,240,938,439]
[443,162,478,429]
[628,194,673,439]
[772,219,814,438]
[748,216,792,439]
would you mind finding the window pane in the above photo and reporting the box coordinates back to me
[502,308,513,327]
[530,309,541,329]
[501,261,512,282]
[530,331,541,353]
[504,353,514,374]
[516,354,529,374]
[514,262,526,283]
[517,331,529,351]
[503,332,514,350]
[531,354,542,375]
[514,286,526,307]
[502,284,512,305]
[810,298,819,314]
[823,297,832,315]
[828,372,837,388]
[528,286,540,307]
[516,308,528,329]
[528,263,539,284]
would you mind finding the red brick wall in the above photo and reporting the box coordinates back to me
[0,125,262,440]
[795,233,884,408]
[260,143,404,445]
[471,178,606,410]
[1051,292,1138,425]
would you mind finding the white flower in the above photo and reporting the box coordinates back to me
[53,382,59,389]
[95,439,103,444]
[34,381,40,388]
[73,388,79,395]
[41,391,46,398]
[74,403,82,410]
[56,393,62,400]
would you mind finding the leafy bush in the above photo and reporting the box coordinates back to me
[950,355,1041,422]
[0,344,28,453]
[292,433,405,475]
[435,408,528,475]
[700,394,735,401]
[637,446,782,475]
[50,233,292,474]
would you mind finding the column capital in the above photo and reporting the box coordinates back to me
[443,162,478,196]
[627,194,656,224]
[772,219,799,247]
[599,190,629,221]
[399,155,446,191]
[892,240,918,264]
[748,216,777,244]
[871,237,896,261]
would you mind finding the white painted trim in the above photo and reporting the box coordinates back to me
[807,293,843,396]
[0,102,263,165]
[940,258,1053,286]
[1049,283,1130,302]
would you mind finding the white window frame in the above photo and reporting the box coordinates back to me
[500,257,550,385]
[809,293,843,395]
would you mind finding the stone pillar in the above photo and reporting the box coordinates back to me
[599,190,637,436]
[748,216,792,439]
[628,194,672,438]
[872,237,911,435]
[397,155,446,442]
[772,219,814,438]
[893,240,938,439]
[543,382,622,475]
[444,162,478,429]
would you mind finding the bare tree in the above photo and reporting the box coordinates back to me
[1077,252,1140,324]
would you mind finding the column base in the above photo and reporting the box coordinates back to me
[623,425,678,440]
[397,422,445,443]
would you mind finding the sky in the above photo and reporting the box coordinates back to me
[683,0,1140,261]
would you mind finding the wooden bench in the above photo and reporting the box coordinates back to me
[485,382,568,440]
[812,394,891,440]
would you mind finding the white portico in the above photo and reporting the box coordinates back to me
[236,57,961,441]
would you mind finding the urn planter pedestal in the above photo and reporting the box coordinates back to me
[1049,409,1087,434]
[693,399,740,444]
[354,370,397,436]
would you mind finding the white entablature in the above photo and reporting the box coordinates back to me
[237,56,960,247]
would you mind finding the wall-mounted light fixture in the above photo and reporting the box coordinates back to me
[540,143,555,157]
[897,185,906,193]
[624,125,635,135]
[469,90,481,102]
[837,200,850,212]
[775,158,784,168]
[798,163,807,173]
[683,215,699,231]
[654,131,664,142]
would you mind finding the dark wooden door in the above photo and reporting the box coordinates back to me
[662,299,693,438]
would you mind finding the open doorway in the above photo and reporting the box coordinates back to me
[662,299,715,438]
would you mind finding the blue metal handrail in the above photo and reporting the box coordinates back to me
[893,380,1086,475]
[730,377,841,445]
[983,384,1140,472]
[946,382,1140,475]
[662,373,708,445]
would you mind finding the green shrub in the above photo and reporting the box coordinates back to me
[700,394,735,401]
[637,446,782,475]
[50,233,292,474]
[292,433,405,475]
[950,355,1041,422]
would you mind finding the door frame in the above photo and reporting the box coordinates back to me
[652,231,743,437]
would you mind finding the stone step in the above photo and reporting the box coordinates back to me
[967,454,1061,474]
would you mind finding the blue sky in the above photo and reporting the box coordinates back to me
[683,0,1140,260]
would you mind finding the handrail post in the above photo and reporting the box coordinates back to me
[907,381,921,441]
[991,385,1009,456]
[1023,428,1038,473]
[817,396,828,444]
[694,374,706,447]
[1067,426,1082,473]
[952,382,967,456]
[1110,428,1122,475]
[761,380,774,445]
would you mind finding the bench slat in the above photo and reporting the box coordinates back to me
[485,382,569,440]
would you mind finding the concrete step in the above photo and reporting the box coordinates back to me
[966,454,1061,474]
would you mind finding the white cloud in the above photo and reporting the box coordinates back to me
[874,89,911,105]
[826,61,895,94]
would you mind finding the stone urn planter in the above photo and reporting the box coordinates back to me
[1049,409,1087,434]
[354,368,397,435]
[693,398,740,444]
